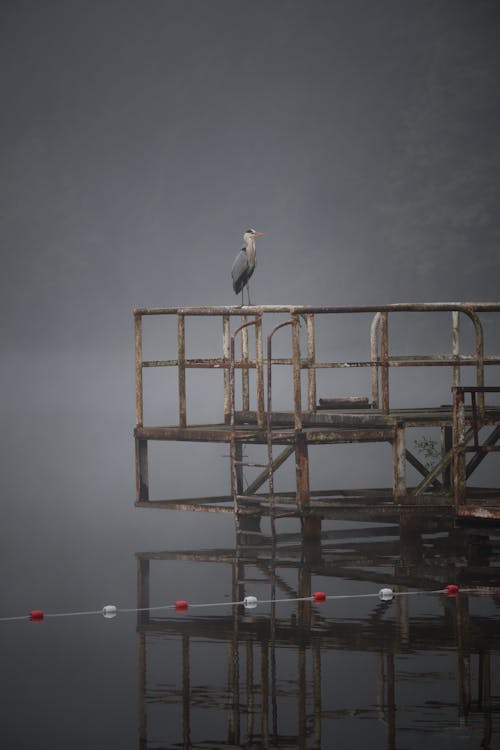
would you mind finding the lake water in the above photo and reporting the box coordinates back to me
[1,355,500,748]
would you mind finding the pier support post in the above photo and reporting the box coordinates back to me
[135,438,149,503]
[453,388,467,508]
[295,433,310,511]
[393,424,406,501]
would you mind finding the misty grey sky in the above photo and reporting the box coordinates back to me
[2,0,500,356]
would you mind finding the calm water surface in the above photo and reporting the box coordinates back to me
[1,361,500,749]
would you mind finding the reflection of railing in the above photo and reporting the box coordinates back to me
[136,522,500,749]
[134,303,500,427]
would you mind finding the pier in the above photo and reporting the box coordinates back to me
[133,303,500,524]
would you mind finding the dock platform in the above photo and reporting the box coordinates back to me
[133,303,500,523]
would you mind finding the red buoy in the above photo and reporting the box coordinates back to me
[30,610,44,622]
[445,584,459,596]
[175,600,188,611]
[313,591,326,603]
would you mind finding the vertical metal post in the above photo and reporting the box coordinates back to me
[298,644,306,750]
[137,556,150,619]
[380,312,389,413]
[393,423,406,501]
[135,438,149,503]
[261,641,269,746]
[306,314,317,412]
[470,312,485,414]
[370,312,381,408]
[246,640,254,739]
[386,652,396,750]
[312,639,321,750]
[295,433,310,511]
[292,314,302,431]
[241,315,250,412]
[453,387,467,508]
[178,313,187,427]
[234,441,244,495]
[138,632,147,750]
[223,315,231,424]
[182,635,191,749]
[255,313,264,428]
[452,311,460,389]
[441,425,453,490]
[134,311,144,426]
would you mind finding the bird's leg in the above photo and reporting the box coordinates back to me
[247,283,252,306]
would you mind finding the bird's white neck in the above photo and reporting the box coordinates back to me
[245,235,256,266]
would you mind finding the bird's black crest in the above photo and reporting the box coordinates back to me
[245,228,253,234]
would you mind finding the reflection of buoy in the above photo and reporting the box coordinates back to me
[175,600,188,611]
[243,596,258,609]
[445,584,459,596]
[313,591,326,603]
[378,588,394,601]
[30,610,44,622]
[102,605,117,619]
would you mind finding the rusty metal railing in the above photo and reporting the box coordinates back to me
[453,386,500,508]
[134,303,500,428]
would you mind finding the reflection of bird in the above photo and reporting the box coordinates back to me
[231,228,264,305]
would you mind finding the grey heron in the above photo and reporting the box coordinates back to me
[231,228,264,305]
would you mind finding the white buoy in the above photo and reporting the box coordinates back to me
[243,596,258,609]
[378,588,394,601]
[102,605,117,619]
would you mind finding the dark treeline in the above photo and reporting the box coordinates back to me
[380,0,500,299]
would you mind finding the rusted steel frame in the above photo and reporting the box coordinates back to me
[380,312,389,413]
[464,444,500,453]
[471,390,479,448]
[392,423,406,500]
[370,312,381,408]
[267,319,294,500]
[241,314,250,412]
[230,318,264,524]
[223,315,231,424]
[255,313,265,428]
[412,433,475,497]
[441,425,452,489]
[306,314,317,411]
[455,386,500,463]
[135,438,149,503]
[244,445,295,496]
[230,318,261,425]
[177,313,187,427]
[453,387,467,508]
[292,313,303,431]
[134,302,500,315]
[295,432,310,510]
[452,311,460,389]
[134,310,144,426]
[463,309,485,414]
[405,448,442,489]
[135,500,235,512]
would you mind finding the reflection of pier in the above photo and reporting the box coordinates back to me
[136,522,500,748]
[134,304,500,523]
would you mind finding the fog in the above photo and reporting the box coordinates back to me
[1,3,500,746]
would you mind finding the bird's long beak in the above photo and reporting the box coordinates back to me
[252,231,265,237]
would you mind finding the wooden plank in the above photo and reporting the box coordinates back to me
[318,397,370,409]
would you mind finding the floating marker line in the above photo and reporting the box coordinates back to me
[0,584,478,624]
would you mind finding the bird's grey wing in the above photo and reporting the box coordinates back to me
[231,248,248,293]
